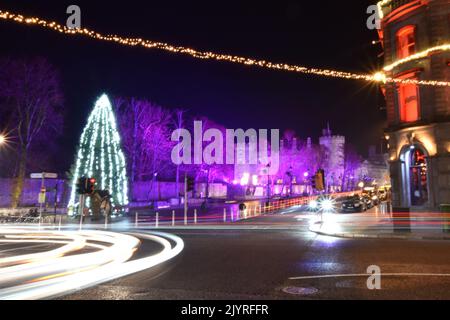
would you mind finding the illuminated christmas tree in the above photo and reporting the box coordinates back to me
[68,94,128,214]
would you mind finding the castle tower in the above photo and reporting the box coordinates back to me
[319,125,345,190]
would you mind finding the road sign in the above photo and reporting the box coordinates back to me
[30,172,58,179]
[38,191,46,204]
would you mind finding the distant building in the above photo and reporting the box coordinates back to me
[232,125,357,197]
[359,146,390,186]
[319,125,345,192]
[378,0,449,209]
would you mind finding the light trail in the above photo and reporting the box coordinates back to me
[0,228,184,300]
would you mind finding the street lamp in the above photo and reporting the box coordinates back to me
[0,134,5,145]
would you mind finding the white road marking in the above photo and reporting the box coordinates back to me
[289,273,450,280]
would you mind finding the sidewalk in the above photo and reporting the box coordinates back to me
[309,207,450,241]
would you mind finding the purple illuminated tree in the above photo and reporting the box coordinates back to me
[0,58,63,207]
[172,109,186,197]
[115,98,173,199]
[341,145,363,191]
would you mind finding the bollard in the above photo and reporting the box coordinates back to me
[58,215,62,231]
[156,212,159,228]
[172,210,175,226]
[104,214,108,229]
[223,208,227,222]
[194,209,197,224]
[259,204,262,215]
[135,212,138,228]
[79,214,83,231]
[440,204,450,233]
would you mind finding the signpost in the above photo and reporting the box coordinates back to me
[184,174,188,225]
[30,172,58,179]
[30,172,58,228]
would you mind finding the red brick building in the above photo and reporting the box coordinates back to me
[378,0,449,209]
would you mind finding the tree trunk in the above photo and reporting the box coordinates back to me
[131,113,138,184]
[176,166,180,197]
[11,147,27,208]
[206,168,210,199]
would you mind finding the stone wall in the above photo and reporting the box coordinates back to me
[0,178,68,208]
[0,179,229,208]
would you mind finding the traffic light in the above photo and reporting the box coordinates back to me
[87,178,96,194]
[76,177,87,194]
[75,177,96,195]
[315,169,325,192]
[186,177,195,192]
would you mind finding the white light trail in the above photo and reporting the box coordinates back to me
[0,228,184,300]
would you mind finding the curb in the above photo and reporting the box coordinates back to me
[309,223,450,241]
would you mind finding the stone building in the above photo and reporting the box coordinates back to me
[359,146,391,186]
[378,0,449,209]
[319,125,345,191]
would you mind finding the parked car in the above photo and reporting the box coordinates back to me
[340,195,367,213]
[378,189,387,201]
[361,194,374,209]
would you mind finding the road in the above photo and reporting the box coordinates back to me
[60,208,450,300]
[0,228,183,299]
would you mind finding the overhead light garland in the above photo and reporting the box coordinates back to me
[0,9,448,87]
[377,0,391,19]
[383,44,450,71]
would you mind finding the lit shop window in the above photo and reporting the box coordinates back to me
[398,78,420,123]
[396,26,416,59]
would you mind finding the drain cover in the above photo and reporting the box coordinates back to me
[282,286,319,295]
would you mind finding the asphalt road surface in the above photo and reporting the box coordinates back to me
[61,209,450,300]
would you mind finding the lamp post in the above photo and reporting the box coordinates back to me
[286,166,293,197]
[266,162,271,204]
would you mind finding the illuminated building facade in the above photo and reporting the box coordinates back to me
[319,126,345,192]
[379,0,449,209]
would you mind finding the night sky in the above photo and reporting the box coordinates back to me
[0,0,386,170]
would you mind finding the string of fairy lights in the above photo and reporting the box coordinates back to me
[0,9,449,87]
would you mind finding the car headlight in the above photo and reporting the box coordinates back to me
[320,199,334,211]
[309,200,318,209]
[354,203,360,207]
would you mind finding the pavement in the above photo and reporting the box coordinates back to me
[310,203,450,241]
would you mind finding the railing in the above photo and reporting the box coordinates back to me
[381,0,416,16]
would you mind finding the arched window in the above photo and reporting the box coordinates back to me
[396,25,416,59]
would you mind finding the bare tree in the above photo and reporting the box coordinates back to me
[0,58,63,208]
[172,109,186,197]
[115,98,174,201]
[115,97,148,184]
[341,145,362,191]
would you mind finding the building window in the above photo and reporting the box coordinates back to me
[396,26,416,59]
[398,81,419,123]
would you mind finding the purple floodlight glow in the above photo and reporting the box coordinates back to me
[240,173,250,186]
